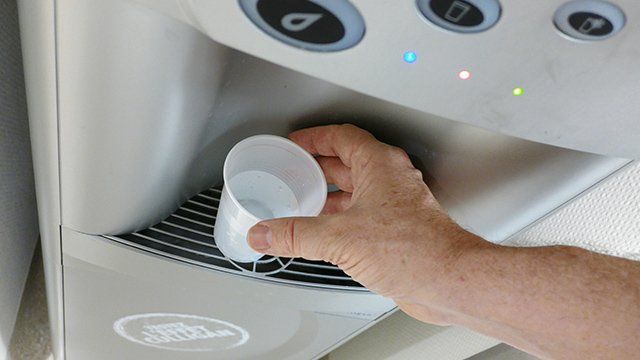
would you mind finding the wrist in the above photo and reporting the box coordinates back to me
[414,212,495,307]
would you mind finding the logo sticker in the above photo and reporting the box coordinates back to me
[113,313,250,352]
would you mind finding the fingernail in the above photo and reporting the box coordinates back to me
[248,224,272,251]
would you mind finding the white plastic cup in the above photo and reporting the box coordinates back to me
[214,135,327,262]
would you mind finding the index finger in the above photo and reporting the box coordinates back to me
[289,124,380,168]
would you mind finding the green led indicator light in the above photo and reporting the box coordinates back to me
[512,87,524,96]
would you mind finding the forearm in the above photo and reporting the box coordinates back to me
[249,124,639,359]
[428,235,640,359]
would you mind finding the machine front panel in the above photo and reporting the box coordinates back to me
[62,229,394,359]
[56,0,629,238]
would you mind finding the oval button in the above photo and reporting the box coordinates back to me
[240,0,365,52]
[554,0,625,41]
[417,0,501,33]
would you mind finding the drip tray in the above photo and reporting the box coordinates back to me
[104,187,364,290]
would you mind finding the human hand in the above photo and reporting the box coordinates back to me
[248,124,640,358]
[247,124,483,319]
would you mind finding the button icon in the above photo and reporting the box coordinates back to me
[239,0,365,52]
[429,0,485,27]
[554,1,625,41]
[256,0,343,44]
[570,12,613,36]
[281,12,324,32]
[444,1,472,24]
[417,0,501,33]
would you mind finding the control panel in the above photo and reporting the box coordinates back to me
[179,0,639,159]
[238,0,627,45]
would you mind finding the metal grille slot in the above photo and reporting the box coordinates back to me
[105,187,364,290]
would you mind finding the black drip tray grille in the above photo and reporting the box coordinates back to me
[105,187,364,290]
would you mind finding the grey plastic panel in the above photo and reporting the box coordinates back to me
[16,1,65,358]
[55,10,627,243]
[62,229,394,359]
[57,0,230,234]
[184,0,640,159]
[54,0,628,243]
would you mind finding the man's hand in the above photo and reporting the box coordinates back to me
[247,124,640,359]
[247,124,483,319]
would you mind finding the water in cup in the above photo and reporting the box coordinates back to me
[229,170,299,219]
[214,134,326,262]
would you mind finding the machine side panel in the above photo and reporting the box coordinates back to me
[17,1,64,358]
[56,0,229,234]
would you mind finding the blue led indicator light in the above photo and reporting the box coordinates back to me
[403,51,417,64]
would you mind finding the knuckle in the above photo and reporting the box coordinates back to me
[286,219,300,255]
[386,145,409,160]
[409,168,424,180]
[339,123,361,133]
[273,218,297,256]
[277,218,312,258]
[340,124,375,142]
[381,146,413,168]
[315,218,345,263]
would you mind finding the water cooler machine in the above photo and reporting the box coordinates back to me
[18,0,638,358]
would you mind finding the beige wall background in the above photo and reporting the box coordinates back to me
[0,0,39,357]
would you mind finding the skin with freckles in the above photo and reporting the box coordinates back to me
[247,124,640,359]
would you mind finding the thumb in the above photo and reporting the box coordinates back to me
[247,216,332,260]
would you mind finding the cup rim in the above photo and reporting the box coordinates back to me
[222,134,328,222]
